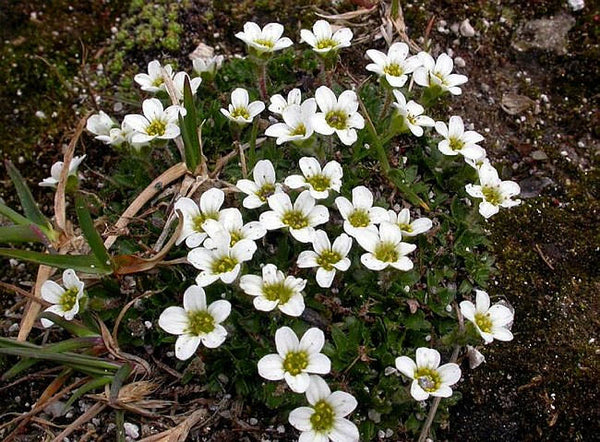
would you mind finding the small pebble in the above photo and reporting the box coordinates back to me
[124,422,139,439]
[460,19,476,37]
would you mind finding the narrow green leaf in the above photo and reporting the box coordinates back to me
[5,160,49,227]
[63,376,113,411]
[2,358,38,380]
[75,195,113,270]
[39,312,99,337]
[180,76,200,171]
[110,363,132,401]
[387,169,430,210]
[0,248,111,274]
[0,224,45,244]
[0,347,121,371]
[0,201,30,225]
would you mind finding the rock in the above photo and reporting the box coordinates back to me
[568,0,585,11]
[518,176,554,198]
[501,93,535,115]
[530,150,549,160]
[512,14,575,55]
[454,56,466,68]
[124,422,139,439]
[189,42,214,61]
[460,19,476,37]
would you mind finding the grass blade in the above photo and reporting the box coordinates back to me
[0,224,45,244]
[75,195,113,270]
[180,76,200,172]
[5,160,49,227]
[0,201,30,225]
[0,248,111,274]
[63,376,113,411]
[39,312,99,337]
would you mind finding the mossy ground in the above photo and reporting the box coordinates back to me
[0,0,598,440]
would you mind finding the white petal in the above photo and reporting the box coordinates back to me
[41,280,65,304]
[299,327,325,354]
[297,250,319,268]
[200,188,224,214]
[258,354,285,380]
[330,418,360,442]
[278,293,305,317]
[202,324,228,348]
[183,285,207,311]
[416,347,441,369]
[289,407,314,432]
[361,253,388,270]
[306,353,331,375]
[285,371,311,393]
[305,375,331,405]
[157,307,188,335]
[395,356,417,379]
[175,334,201,360]
[316,267,336,288]
[208,300,231,323]
[410,381,430,401]
[275,326,299,357]
[329,391,358,417]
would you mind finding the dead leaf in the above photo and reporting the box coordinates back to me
[501,93,535,115]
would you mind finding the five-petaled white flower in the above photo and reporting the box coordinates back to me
[289,375,359,442]
[188,230,257,287]
[413,52,468,95]
[260,191,329,243]
[268,88,302,115]
[312,86,365,146]
[366,42,422,88]
[284,157,343,200]
[172,71,203,102]
[356,223,416,271]
[257,326,331,393]
[220,88,265,125]
[39,155,86,188]
[395,348,462,401]
[335,186,388,238]
[460,289,514,344]
[300,20,353,54]
[40,269,85,328]
[202,207,267,249]
[123,98,184,144]
[235,159,283,209]
[86,111,117,141]
[174,189,226,248]
[465,163,521,219]
[385,208,433,237]
[235,22,293,54]
[134,60,174,93]
[158,285,231,360]
[297,230,352,288]
[392,90,434,137]
[265,100,317,145]
[435,116,485,160]
[239,264,306,317]
[192,55,225,77]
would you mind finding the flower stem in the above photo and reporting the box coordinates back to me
[357,95,390,173]
[258,62,268,101]
[378,87,393,121]
[249,117,259,169]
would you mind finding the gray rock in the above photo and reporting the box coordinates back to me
[530,150,549,160]
[460,19,476,37]
[513,14,575,55]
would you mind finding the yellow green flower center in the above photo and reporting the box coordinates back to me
[383,63,404,77]
[152,77,164,87]
[316,250,341,271]
[407,114,417,125]
[325,110,348,130]
[482,186,503,206]
[192,212,219,233]
[310,400,335,432]
[474,312,493,333]
[282,210,309,230]
[316,38,338,50]
[305,174,331,192]
[229,230,243,246]
[348,209,370,228]
[187,310,215,335]
[60,287,79,311]
[449,137,465,151]
[283,351,308,376]
[211,256,238,274]
[146,119,167,136]
[374,242,399,263]
[230,107,250,120]
[414,367,442,392]
[398,223,413,232]
[254,38,274,49]
[256,183,276,202]
[262,281,295,304]
[290,123,307,137]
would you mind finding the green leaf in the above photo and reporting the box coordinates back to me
[0,224,46,244]
[39,312,99,337]
[75,195,113,270]
[0,248,111,274]
[5,160,49,227]
[388,169,429,209]
[179,76,200,171]
[0,200,30,226]
[63,376,113,411]
[2,358,38,380]
[110,363,132,401]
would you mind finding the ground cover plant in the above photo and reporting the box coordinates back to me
[1,0,597,440]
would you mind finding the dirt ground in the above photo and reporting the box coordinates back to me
[1,0,598,441]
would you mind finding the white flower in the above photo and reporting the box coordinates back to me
[235,22,293,54]
[297,230,352,288]
[235,159,284,209]
[86,111,117,140]
[385,208,432,237]
[392,90,434,137]
[174,189,226,248]
[202,207,267,249]
[134,60,174,93]
[188,230,257,287]
[465,156,491,171]
[257,327,331,393]
[39,155,86,188]
[265,100,317,145]
[268,88,302,115]
[413,52,468,95]
[192,55,225,76]
[289,375,359,442]
[334,186,388,238]
[366,42,422,88]
[465,163,521,219]
[284,157,343,199]
[300,20,353,54]
[435,116,485,160]
[395,348,462,401]
[172,71,202,102]
[220,88,265,125]
[260,191,329,243]
[312,86,365,146]
[356,223,416,271]
[40,269,85,328]
[158,285,231,360]
[123,98,184,144]
[460,290,514,344]
[239,264,306,317]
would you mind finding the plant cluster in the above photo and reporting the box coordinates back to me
[1,16,521,442]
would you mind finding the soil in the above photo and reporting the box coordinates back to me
[1,0,598,441]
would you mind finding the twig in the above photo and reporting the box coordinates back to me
[0,281,51,307]
[53,402,107,442]
[17,265,54,342]
[534,243,555,270]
